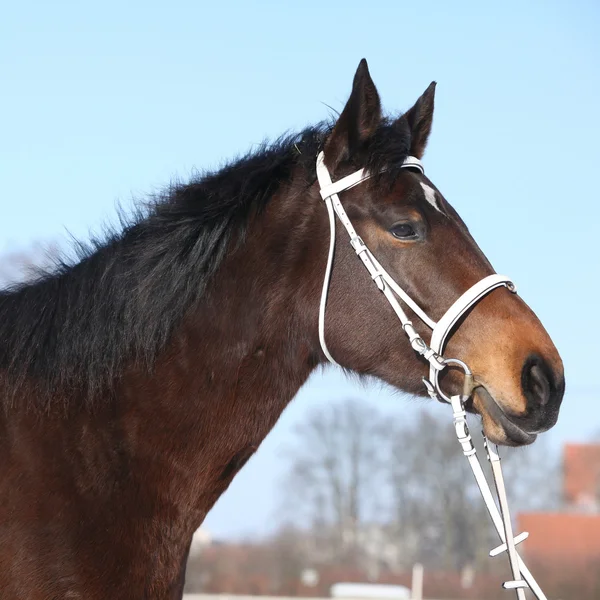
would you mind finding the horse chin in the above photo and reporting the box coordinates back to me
[472,386,538,447]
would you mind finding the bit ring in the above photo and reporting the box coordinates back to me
[433,357,473,403]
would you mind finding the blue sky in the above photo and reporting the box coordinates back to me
[2,1,599,538]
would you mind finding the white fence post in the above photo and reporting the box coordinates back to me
[411,563,423,600]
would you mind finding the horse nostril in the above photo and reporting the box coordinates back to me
[522,355,563,411]
[525,363,551,406]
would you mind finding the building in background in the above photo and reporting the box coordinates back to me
[518,443,600,594]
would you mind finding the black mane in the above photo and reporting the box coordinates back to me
[0,118,411,409]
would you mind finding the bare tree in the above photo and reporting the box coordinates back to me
[388,410,495,571]
[502,436,562,513]
[281,396,561,575]
[281,398,390,565]
[388,408,561,572]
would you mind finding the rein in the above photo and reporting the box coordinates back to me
[316,151,548,600]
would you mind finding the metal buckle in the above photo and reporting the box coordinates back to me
[433,357,474,403]
[350,236,367,254]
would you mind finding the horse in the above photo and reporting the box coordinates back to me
[0,59,564,599]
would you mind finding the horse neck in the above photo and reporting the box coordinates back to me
[115,177,323,520]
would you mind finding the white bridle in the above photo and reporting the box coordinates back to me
[316,150,515,402]
[315,150,548,600]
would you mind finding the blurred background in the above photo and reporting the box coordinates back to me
[2,1,599,598]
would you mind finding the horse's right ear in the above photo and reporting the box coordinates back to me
[324,59,382,171]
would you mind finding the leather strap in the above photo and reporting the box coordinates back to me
[428,274,516,386]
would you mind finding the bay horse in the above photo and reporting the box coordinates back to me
[0,60,564,599]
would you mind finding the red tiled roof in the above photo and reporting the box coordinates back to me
[518,512,600,564]
[564,444,600,508]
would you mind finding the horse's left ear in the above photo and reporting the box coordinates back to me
[324,59,382,171]
[402,81,436,159]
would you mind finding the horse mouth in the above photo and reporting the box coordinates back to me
[473,385,538,447]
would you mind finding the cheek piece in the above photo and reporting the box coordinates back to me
[316,150,548,600]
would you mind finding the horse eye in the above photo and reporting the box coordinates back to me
[390,223,417,240]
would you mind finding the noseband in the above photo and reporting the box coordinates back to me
[315,151,548,600]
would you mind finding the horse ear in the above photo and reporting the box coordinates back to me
[402,81,436,159]
[324,59,382,170]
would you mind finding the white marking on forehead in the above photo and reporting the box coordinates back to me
[420,182,441,212]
